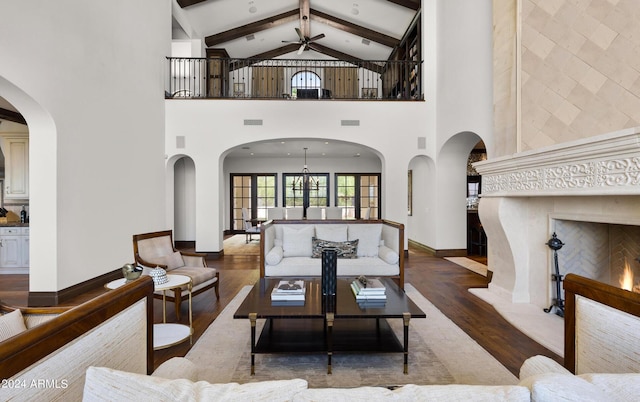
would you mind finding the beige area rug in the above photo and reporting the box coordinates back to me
[444,257,488,277]
[185,284,517,388]
[223,234,260,256]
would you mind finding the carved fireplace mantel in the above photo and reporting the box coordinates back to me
[474,127,640,197]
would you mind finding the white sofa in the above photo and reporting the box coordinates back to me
[259,219,405,287]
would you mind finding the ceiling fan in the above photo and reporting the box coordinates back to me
[282,27,325,55]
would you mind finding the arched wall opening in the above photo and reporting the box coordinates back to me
[220,138,384,232]
[407,155,436,247]
[434,131,484,253]
[0,75,57,292]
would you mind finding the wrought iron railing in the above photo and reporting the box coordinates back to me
[166,57,422,100]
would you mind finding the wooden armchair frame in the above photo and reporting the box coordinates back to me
[132,230,219,319]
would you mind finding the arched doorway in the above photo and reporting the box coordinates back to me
[173,156,196,242]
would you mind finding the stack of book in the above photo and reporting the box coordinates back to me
[350,277,386,305]
[271,280,305,305]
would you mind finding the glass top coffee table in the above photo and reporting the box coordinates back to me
[233,277,426,375]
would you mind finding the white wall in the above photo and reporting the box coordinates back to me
[0,1,170,292]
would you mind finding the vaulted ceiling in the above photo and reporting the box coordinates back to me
[173,0,420,60]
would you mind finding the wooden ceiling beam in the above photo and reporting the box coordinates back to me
[205,9,299,47]
[176,0,207,8]
[309,9,399,48]
[299,0,310,38]
[0,108,26,125]
[384,0,421,10]
[307,43,384,74]
[230,44,302,70]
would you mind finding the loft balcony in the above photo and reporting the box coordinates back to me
[166,57,422,101]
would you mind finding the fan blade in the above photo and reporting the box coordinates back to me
[282,40,300,44]
[307,43,321,53]
[297,43,306,55]
[308,33,325,42]
[295,27,305,42]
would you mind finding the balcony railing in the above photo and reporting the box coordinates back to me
[166,57,422,101]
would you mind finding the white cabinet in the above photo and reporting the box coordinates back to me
[0,135,29,200]
[0,227,29,271]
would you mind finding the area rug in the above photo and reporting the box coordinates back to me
[223,234,260,256]
[185,284,518,388]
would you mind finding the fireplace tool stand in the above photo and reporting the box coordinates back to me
[544,232,565,317]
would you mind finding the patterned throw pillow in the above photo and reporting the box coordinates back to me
[311,238,359,259]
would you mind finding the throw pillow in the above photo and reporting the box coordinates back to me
[265,246,284,265]
[378,245,399,264]
[348,224,382,257]
[315,225,348,242]
[0,309,27,342]
[311,238,359,259]
[165,251,185,270]
[282,226,315,257]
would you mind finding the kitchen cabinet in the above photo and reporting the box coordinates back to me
[0,135,29,200]
[0,227,29,272]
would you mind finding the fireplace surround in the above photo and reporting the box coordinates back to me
[473,127,640,311]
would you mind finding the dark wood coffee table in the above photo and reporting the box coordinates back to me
[233,277,426,375]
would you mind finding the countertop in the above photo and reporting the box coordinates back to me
[0,222,29,227]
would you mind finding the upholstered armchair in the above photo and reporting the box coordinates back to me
[132,230,219,319]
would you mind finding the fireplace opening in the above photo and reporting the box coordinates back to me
[553,220,640,298]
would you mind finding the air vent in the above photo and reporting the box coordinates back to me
[341,120,360,126]
[246,34,255,41]
[361,39,370,46]
[417,136,426,149]
[176,136,185,149]
[244,119,263,126]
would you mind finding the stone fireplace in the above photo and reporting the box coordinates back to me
[473,127,640,311]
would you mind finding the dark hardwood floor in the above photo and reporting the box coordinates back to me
[0,245,561,377]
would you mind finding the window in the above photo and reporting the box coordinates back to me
[335,174,381,219]
[230,174,277,230]
[283,173,329,209]
[291,70,320,99]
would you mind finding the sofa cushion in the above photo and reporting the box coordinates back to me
[378,245,399,264]
[282,226,315,257]
[264,256,399,278]
[165,251,185,270]
[311,238,358,259]
[315,225,348,242]
[83,366,308,401]
[578,373,640,400]
[152,357,198,381]
[0,309,27,342]
[518,372,610,402]
[392,384,530,401]
[348,224,382,257]
[265,246,284,265]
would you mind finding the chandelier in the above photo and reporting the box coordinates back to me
[292,147,320,193]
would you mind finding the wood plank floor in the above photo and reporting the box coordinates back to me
[0,245,562,377]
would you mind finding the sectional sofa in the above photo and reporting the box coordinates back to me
[259,219,405,288]
[2,274,639,401]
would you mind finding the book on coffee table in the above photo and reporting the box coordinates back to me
[350,281,386,301]
[352,277,386,295]
[271,280,305,301]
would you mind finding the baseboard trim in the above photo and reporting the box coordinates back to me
[28,268,121,307]
[408,239,467,257]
